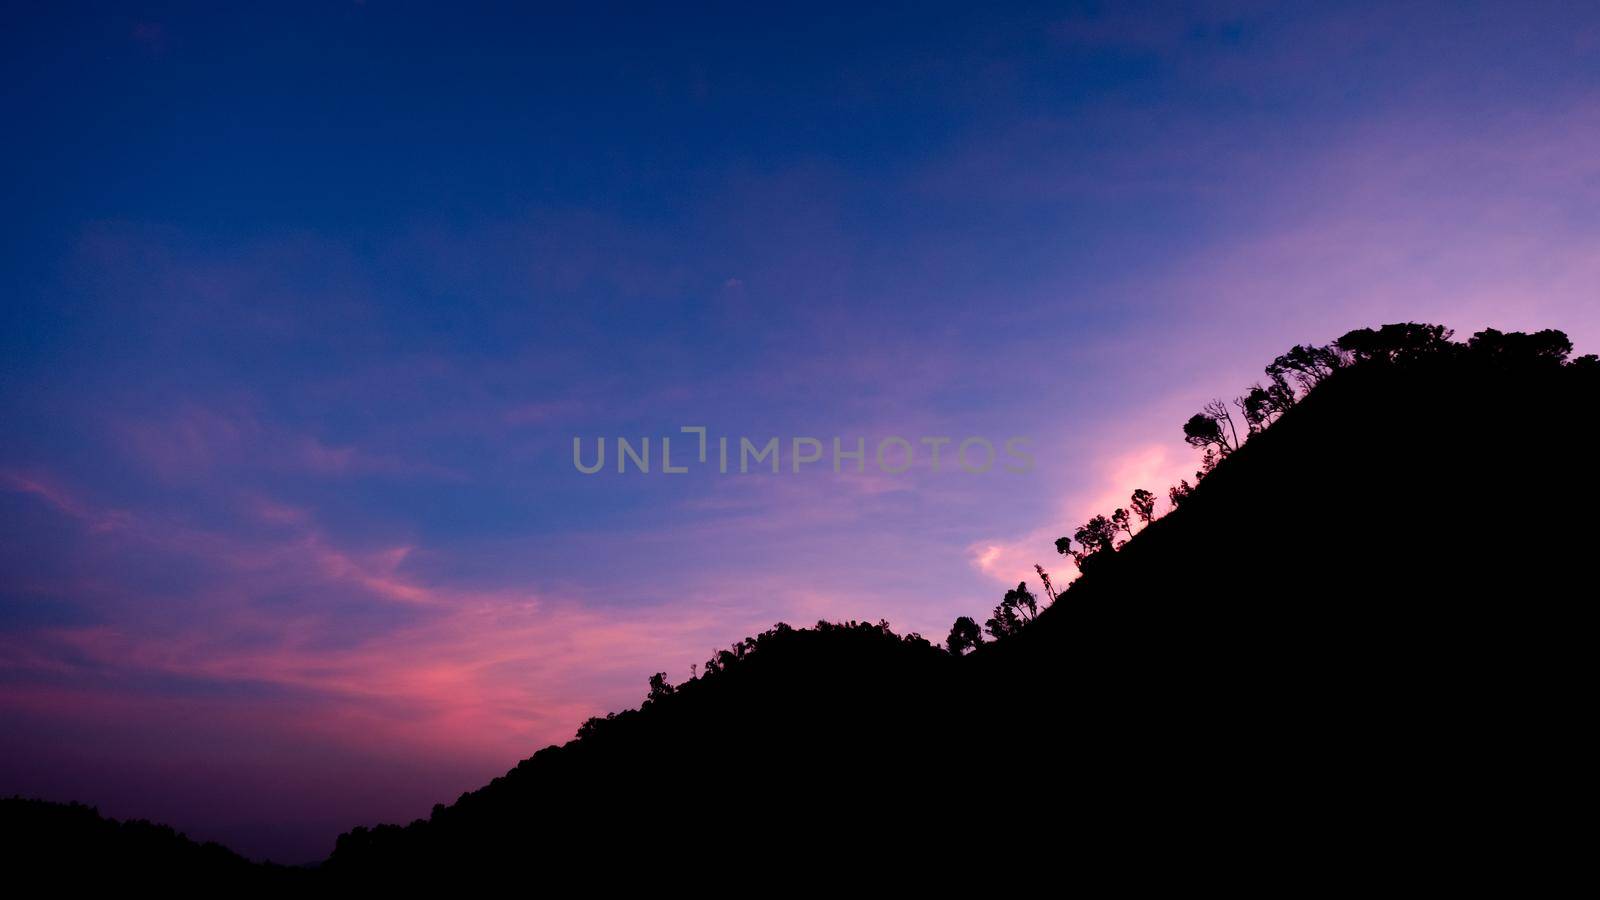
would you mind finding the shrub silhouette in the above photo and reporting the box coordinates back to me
[945,615,983,655]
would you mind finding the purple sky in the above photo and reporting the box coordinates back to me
[3,2,1599,862]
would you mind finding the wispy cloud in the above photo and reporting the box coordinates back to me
[117,405,463,482]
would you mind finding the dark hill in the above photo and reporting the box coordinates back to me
[979,337,1594,879]
[320,325,1593,884]
[0,797,310,886]
[9,325,1594,885]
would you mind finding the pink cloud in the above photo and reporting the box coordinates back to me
[1,470,132,533]
[0,470,765,775]
[967,440,1195,590]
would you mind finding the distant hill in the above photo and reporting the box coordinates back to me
[0,797,309,886]
[9,325,1593,885]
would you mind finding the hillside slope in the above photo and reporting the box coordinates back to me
[322,327,1595,883]
[982,342,1595,875]
[7,326,1591,884]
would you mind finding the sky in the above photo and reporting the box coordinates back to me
[3,1,1599,863]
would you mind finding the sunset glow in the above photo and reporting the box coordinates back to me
[3,3,1599,862]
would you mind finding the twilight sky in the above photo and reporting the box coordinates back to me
[3,1,1598,862]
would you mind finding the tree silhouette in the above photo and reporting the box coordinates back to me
[1467,328,1573,367]
[1111,508,1134,542]
[1184,400,1238,456]
[1266,372,1297,413]
[984,602,1022,640]
[1335,323,1453,364]
[983,582,1038,640]
[1266,343,1341,391]
[1168,479,1194,508]
[1130,488,1157,526]
[1009,582,1038,621]
[1034,563,1057,604]
[1073,516,1118,563]
[1178,323,1467,485]
[645,672,676,704]
[946,616,983,655]
[1182,414,1223,453]
[1238,378,1294,433]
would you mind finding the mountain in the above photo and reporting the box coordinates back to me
[321,324,1594,885]
[8,324,1593,885]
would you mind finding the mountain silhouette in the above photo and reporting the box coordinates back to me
[7,324,1592,885]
